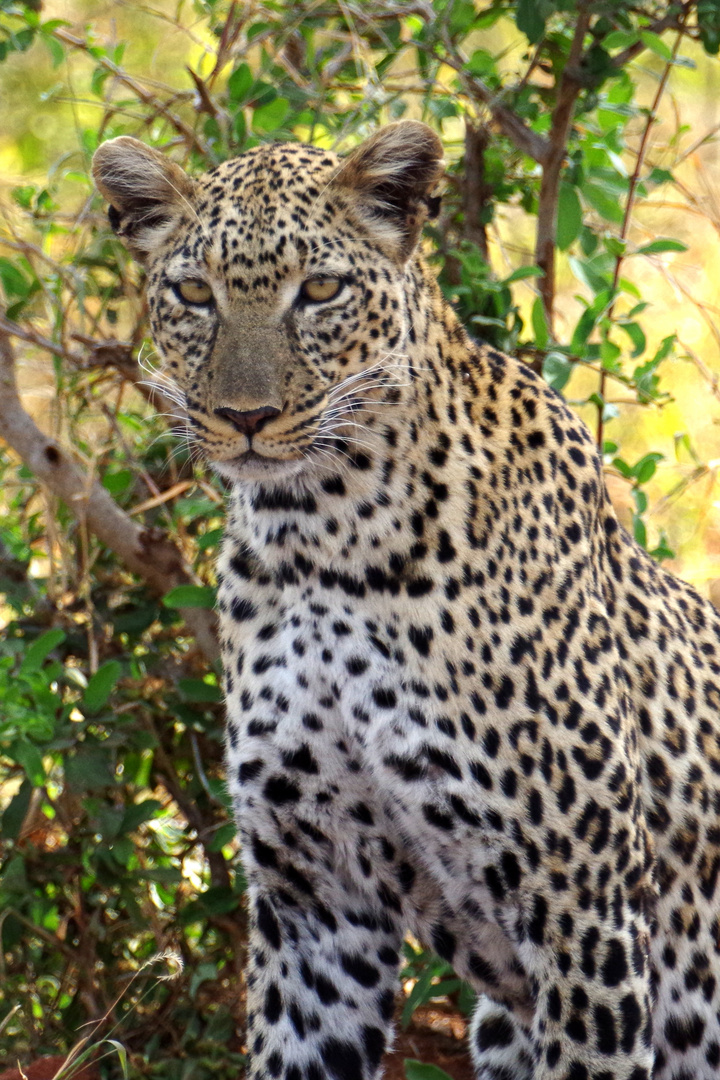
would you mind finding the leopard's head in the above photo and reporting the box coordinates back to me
[92,122,443,484]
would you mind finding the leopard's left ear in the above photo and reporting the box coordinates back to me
[335,121,444,261]
[92,137,197,260]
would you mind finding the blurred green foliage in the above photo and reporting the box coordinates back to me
[1,0,718,1075]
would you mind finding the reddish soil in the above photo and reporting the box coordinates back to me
[0,1058,99,1080]
[384,1005,474,1080]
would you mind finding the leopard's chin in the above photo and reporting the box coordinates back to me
[212,450,308,485]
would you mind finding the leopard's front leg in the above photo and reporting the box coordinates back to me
[242,876,403,1080]
[226,727,407,1080]
[516,902,655,1080]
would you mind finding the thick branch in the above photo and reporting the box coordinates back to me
[461,122,492,262]
[535,7,591,328]
[0,329,218,661]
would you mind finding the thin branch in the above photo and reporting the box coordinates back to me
[597,23,685,449]
[147,717,231,890]
[461,122,492,262]
[535,5,591,327]
[52,28,205,155]
[0,315,181,418]
[0,327,218,661]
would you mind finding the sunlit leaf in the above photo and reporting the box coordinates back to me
[543,352,572,392]
[162,586,216,609]
[635,238,687,255]
[252,97,289,132]
[531,297,549,349]
[639,31,674,61]
[557,184,582,250]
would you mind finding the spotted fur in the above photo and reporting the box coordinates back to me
[94,122,720,1080]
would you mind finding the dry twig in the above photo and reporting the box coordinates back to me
[0,328,218,661]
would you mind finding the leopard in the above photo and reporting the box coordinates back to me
[93,120,720,1080]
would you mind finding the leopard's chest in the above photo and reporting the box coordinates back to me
[221,560,514,875]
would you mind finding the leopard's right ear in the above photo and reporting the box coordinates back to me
[92,137,196,259]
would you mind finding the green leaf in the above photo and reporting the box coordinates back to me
[650,531,675,562]
[65,744,114,792]
[603,30,639,50]
[190,961,218,999]
[639,31,674,61]
[449,0,477,35]
[619,321,646,358]
[570,290,612,354]
[504,266,543,283]
[405,1061,455,1080]
[228,62,253,104]
[652,334,676,364]
[635,238,687,255]
[252,97,290,132]
[633,489,648,514]
[102,469,134,496]
[646,167,674,186]
[543,352,572,392]
[633,514,647,548]
[428,98,458,121]
[178,678,222,703]
[515,0,546,43]
[465,49,496,78]
[91,66,110,97]
[9,738,45,786]
[531,297,549,349]
[604,237,626,258]
[0,257,32,299]
[632,452,663,484]
[557,184,582,251]
[197,527,224,551]
[42,33,65,68]
[121,799,163,833]
[207,821,237,851]
[103,1039,129,1079]
[19,629,66,675]
[233,110,247,145]
[600,338,621,371]
[581,181,625,225]
[568,256,611,296]
[162,585,216,609]
[82,660,122,713]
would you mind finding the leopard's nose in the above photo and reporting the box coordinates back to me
[214,405,281,437]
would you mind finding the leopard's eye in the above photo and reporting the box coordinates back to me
[300,277,343,303]
[176,280,213,305]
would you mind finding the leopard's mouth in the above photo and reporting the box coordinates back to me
[211,449,308,484]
